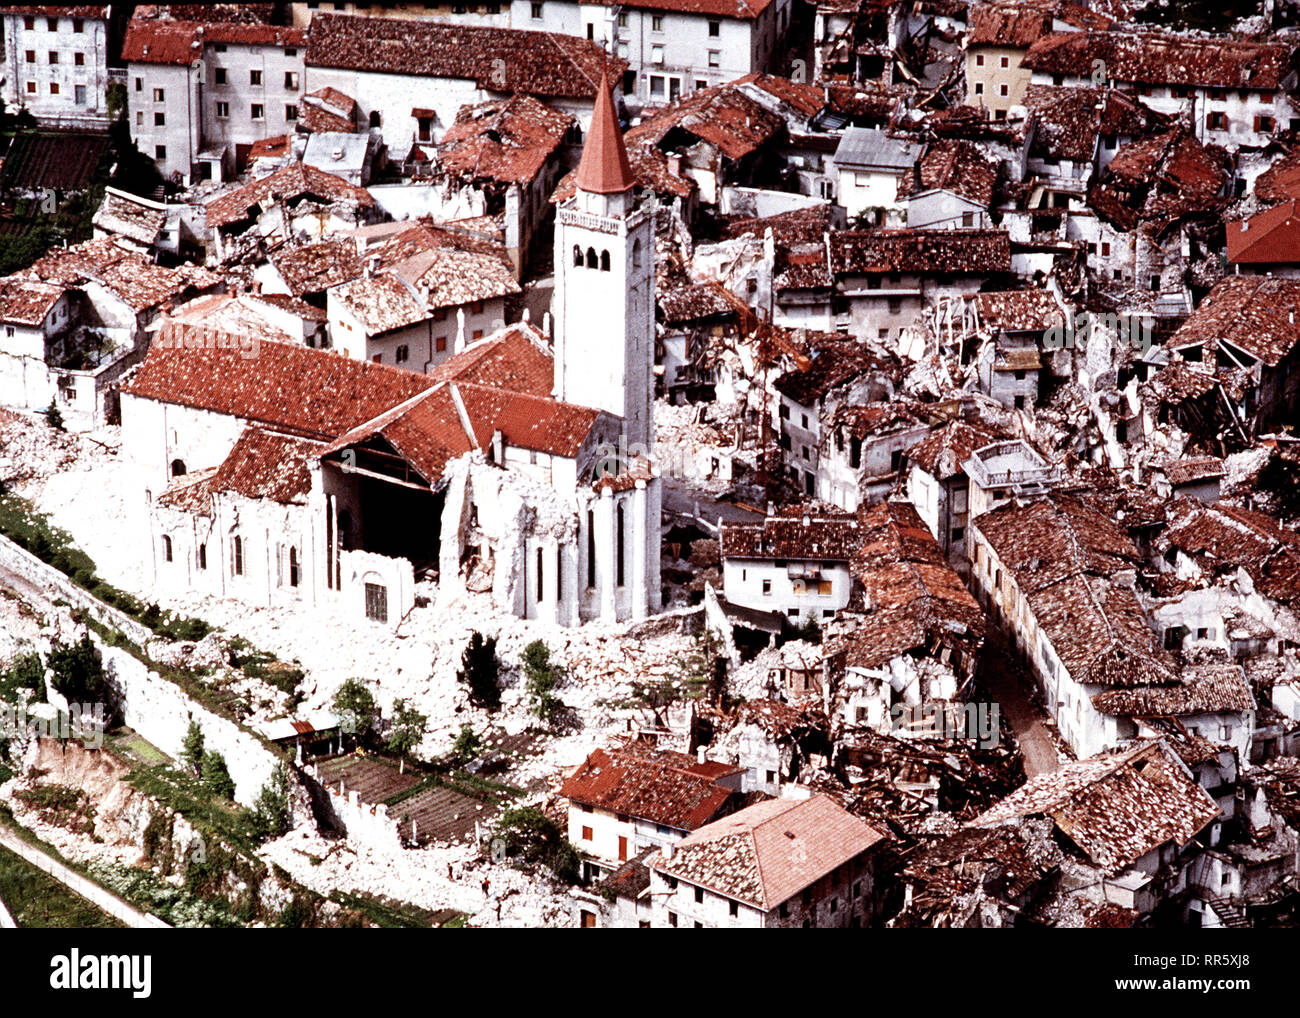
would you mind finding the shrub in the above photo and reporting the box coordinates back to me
[521,640,565,727]
[249,764,292,843]
[458,632,500,710]
[491,806,580,884]
[180,720,205,776]
[200,751,236,801]
[332,678,378,741]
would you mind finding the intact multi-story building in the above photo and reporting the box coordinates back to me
[0,5,113,127]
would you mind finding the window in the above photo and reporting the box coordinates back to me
[135,110,142,125]
[396,344,409,363]
[694,887,704,904]
[599,250,610,271]
[285,47,297,57]
[153,87,165,102]
[135,76,142,92]
[250,69,263,86]
[74,52,84,66]
[285,104,297,121]
[618,12,628,26]
[233,535,244,576]
[536,547,544,602]
[999,83,1009,97]
[651,44,664,64]
[668,912,678,927]
[154,111,165,126]
[47,16,57,30]
[975,53,984,66]
[284,71,299,90]
[709,19,720,35]
[728,901,738,917]
[435,335,447,352]
[163,536,173,562]
[652,15,664,30]
[1000,56,1009,68]
[418,116,432,142]
[1207,111,1227,130]
[586,247,597,268]
[24,50,35,63]
[23,16,34,30]
[364,582,388,623]
[48,50,58,64]
[155,145,166,159]
[962,210,974,227]
[1101,242,1110,256]
[26,82,36,94]
[215,68,227,85]
[251,103,264,120]
[531,1,543,17]
[198,544,207,571]
[761,579,772,596]
[581,825,593,841]
[650,75,665,97]
[1255,114,1275,133]
[48,82,59,95]
[216,101,229,118]
[616,505,625,587]
[708,50,720,68]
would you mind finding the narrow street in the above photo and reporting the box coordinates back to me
[978,628,1063,778]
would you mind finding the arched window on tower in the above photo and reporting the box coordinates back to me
[632,238,642,270]
[573,245,583,266]
[170,458,186,477]
[369,110,381,128]
[599,250,610,271]
[586,247,598,268]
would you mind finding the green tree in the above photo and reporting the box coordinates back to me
[458,632,500,710]
[521,640,565,728]
[449,723,481,766]
[332,678,379,743]
[43,402,64,431]
[200,750,236,801]
[249,763,292,842]
[385,698,427,773]
[47,635,109,713]
[491,805,580,884]
[180,719,205,775]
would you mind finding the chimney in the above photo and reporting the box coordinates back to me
[662,842,674,861]
[542,310,552,338]
[696,746,707,765]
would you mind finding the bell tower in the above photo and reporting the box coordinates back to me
[553,75,654,453]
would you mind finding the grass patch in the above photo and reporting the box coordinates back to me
[0,843,125,928]
[226,638,304,694]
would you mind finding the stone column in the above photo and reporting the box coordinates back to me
[632,481,648,621]
[595,487,616,623]
[544,539,560,626]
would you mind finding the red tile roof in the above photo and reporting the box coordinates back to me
[1227,199,1300,265]
[305,13,624,99]
[122,338,434,441]
[972,740,1220,874]
[0,278,65,326]
[426,322,554,397]
[159,426,323,508]
[438,94,573,186]
[652,795,886,910]
[1025,30,1292,91]
[123,17,305,65]
[560,747,738,831]
[206,162,375,230]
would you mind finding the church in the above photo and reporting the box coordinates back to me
[120,77,662,628]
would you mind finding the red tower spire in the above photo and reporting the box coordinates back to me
[574,73,635,195]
